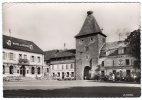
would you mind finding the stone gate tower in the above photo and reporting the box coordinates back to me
[75,11,107,80]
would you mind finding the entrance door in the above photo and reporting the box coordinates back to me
[126,70,130,76]
[84,66,91,80]
[62,72,64,80]
[20,65,26,76]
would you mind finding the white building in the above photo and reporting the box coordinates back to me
[44,49,75,80]
[99,41,137,77]
[3,35,44,78]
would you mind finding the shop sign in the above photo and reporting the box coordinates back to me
[7,40,33,50]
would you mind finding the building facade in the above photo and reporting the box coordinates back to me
[44,49,75,80]
[3,35,44,78]
[99,41,137,77]
[75,11,107,80]
[3,11,139,81]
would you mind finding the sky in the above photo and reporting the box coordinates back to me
[2,3,140,51]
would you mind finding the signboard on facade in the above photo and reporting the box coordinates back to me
[7,40,33,50]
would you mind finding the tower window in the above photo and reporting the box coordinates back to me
[86,55,89,59]
[90,37,94,41]
[85,46,89,52]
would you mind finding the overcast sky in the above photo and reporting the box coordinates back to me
[3,3,140,51]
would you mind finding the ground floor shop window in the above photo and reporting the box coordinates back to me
[17,70,19,73]
[126,70,130,76]
[113,70,116,75]
[47,68,49,72]
[71,72,74,77]
[27,70,29,74]
[53,73,55,77]
[57,72,60,77]
[9,66,14,74]
[37,67,40,74]
[31,67,35,74]
[66,72,69,77]
[101,71,105,76]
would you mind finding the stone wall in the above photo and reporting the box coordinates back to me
[75,34,106,80]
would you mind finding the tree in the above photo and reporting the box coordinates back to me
[125,29,140,69]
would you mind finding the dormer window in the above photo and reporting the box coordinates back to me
[118,48,124,54]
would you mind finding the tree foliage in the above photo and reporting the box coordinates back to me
[125,29,140,69]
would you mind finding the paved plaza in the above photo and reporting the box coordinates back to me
[3,80,141,97]
[3,80,141,90]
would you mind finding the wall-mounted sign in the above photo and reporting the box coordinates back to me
[6,40,33,50]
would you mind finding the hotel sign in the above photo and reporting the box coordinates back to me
[7,40,33,50]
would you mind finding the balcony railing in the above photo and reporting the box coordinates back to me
[18,59,29,65]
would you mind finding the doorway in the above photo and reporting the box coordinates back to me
[20,65,26,76]
[62,72,65,80]
[84,66,91,80]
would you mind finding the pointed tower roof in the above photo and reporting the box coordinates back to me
[75,11,106,38]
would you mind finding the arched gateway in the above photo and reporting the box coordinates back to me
[75,11,107,80]
[84,66,91,80]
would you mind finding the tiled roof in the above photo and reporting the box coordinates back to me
[100,41,130,57]
[75,11,106,38]
[101,41,128,51]
[54,49,75,58]
[44,49,76,61]
[44,50,59,60]
[3,35,43,54]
